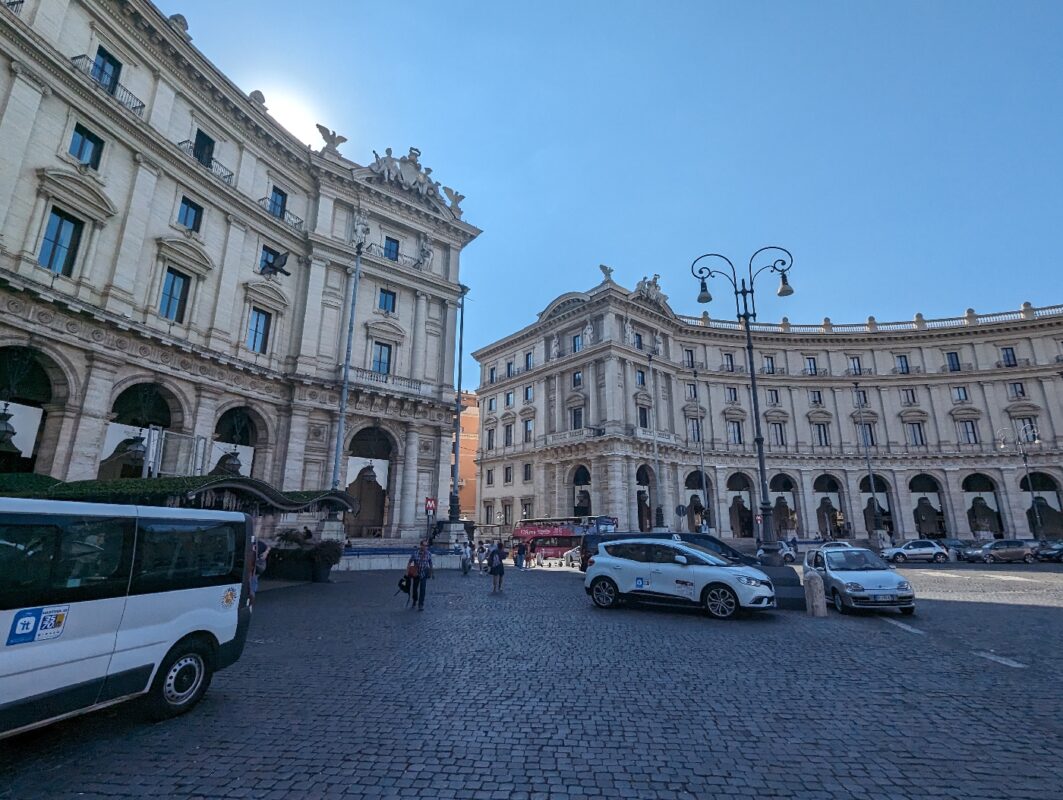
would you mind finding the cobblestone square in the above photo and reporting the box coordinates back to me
[2,564,1062,800]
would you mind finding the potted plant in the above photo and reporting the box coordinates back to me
[309,539,344,583]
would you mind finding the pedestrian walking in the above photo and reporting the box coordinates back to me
[461,541,472,576]
[407,539,433,611]
[515,540,527,570]
[476,542,487,574]
[251,537,271,597]
[528,541,537,569]
[489,540,506,592]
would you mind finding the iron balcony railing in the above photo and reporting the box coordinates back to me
[844,367,874,376]
[940,362,974,373]
[363,240,420,268]
[891,365,924,374]
[995,357,1031,369]
[802,367,829,376]
[176,140,234,185]
[70,55,145,117]
[759,366,787,375]
[257,197,304,231]
[4,1,25,16]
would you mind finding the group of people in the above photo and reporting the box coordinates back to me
[408,539,509,609]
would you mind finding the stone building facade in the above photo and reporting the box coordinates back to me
[457,390,479,519]
[473,269,1063,541]
[0,0,479,538]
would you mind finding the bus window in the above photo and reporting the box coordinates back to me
[0,515,135,610]
[131,520,243,595]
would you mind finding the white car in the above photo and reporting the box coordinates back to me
[819,541,854,550]
[804,547,915,614]
[583,538,775,619]
[562,546,581,568]
[756,541,796,563]
[880,539,948,563]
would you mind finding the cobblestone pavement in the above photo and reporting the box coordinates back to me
[3,563,1062,800]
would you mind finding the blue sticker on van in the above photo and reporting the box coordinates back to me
[6,606,70,646]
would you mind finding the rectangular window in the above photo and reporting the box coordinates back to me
[726,386,738,402]
[849,355,862,373]
[1009,381,1025,398]
[259,245,281,274]
[687,383,698,400]
[958,420,979,444]
[523,419,533,443]
[488,366,496,384]
[763,355,776,374]
[91,46,122,94]
[371,341,392,374]
[946,351,961,371]
[267,186,288,218]
[246,307,272,353]
[858,423,876,447]
[634,333,643,350]
[951,386,969,403]
[805,356,818,373]
[487,397,496,412]
[504,466,513,484]
[69,123,104,169]
[523,463,532,482]
[506,361,514,377]
[636,370,646,387]
[131,519,242,595]
[572,370,582,388]
[486,429,495,450]
[177,196,203,232]
[854,389,868,406]
[906,422,927,446]
[638,406,649,429]
[895,354,910,374]
[767,388,779,405]
[723,353,735,371]
[809,389,822,405]
[521,501,532,519]
[571,407,583,430]
[486,468,494,486]
[378,289,396,313]
[901,388,917,404]
[1001,346,1017,367]
[524,385,533,402]
[483,503,494,523]
[684,349,695,368]
[727,420,744,445]
[37,208,83,276]
[505,391,514,408]
[572,334,583,353]
[1016,417,1037,441]
[383,236,399,261]
[502,504,512,526]
[192,129,215,167]
[813,422,830,447]
[525,352,533,370]
[159,267,190,323]
[688,418,702,443]
[769,422,786,446]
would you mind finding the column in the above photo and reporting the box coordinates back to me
[607,456,624,527]
[553,376,564,434]
[843,471,864,537]
[622,359,634,427]
[892,470,913,539]
[1000,465,1028,536]
[296,257,329,367]
[603,356,620,427]
[411,290,428,380]
[101,155,160,311]
[585,360,596,426]
[797,470,817,538]
[0,63,50,246]
[626,457,640,532]
[400,425,421,531]
[63,355,121,481]
[207,216,248,348]
[191,386,222,473]
[941,469,966,537]
[33,402,80,479]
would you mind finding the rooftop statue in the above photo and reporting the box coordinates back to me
[316,124,347,155]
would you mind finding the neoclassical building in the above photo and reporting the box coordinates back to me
[473,268,1063,541]
[0,0,479,537]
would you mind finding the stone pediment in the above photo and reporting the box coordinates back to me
[1005,400,1041,418]
[482,413,498,427]
[899,408,929,422]
[243,280,289,311]
[157,236,215,275]
[627,274,677,318]
[723,406,747,421]
[682,402,706,418]
[949,405,982,421]
[364,318,406,341]
[500,410,516,422]
[763,408,789,423]
[538,292,590,322]
[633,389,652,406]
[518,405,537,419]
[37,168,117,223]
[806,409,833,423]
[353,146,464,220]
[849,409,879,423]
[565,391,586,408]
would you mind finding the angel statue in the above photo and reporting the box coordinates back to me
[599,264,614,281]
[315,124,347,155]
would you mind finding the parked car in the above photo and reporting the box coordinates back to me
[756,541,796,563]
[578,531,756,572]
[939,538,974,557]
[804,547,915,615]
[961,539,1036,564]
[819,541,855,550]
[1034,540,1063,562]
[562,546,582,567]
[584,538,776,619]
[880,539,949,563]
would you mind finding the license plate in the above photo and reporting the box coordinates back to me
[877,594,896,602]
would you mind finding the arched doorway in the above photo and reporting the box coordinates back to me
[962,473,1004,539]
[909,474,946,537]
[572,464,592,517]
[1020,472,1063,537]
[684,470,712,532]
[726,472,754,537]
[0,347,54,473]
[635,464,656,532]
[812,474,844,538]
[345,426,394,538]
[858,474,894,536]
[768,474,798,538]
[99,383,181,478]
[212,407,259,477]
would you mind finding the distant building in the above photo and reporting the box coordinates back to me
[457,391,479,519]
[473,271,1063,540]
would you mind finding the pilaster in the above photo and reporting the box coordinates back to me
[0,63,51,247]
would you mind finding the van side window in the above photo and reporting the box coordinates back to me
[0,514,135,610]
[130,520,243,595]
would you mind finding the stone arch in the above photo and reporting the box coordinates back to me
[97,382,188,479]
[211,404,274,479]
[0,346,71,474]
[812,473,845,538]
[962,472,1005,539]
[635,464,657,532]
[1020,471,1063,536]
[571,463,592,517]
[858,473,894,536]
[768,474,799,537]
[726,472,755,538]
[344,425,399,538]
[109,374,191,432]
[909,473,946,537]
[684,470,712,531]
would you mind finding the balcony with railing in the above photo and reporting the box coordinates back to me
[802,367,829,376]
[995,357,1032,369]
[717,363,746,373]
[257,197,304,231]
[349,366,432,397]
[176,140,234,185]
[4,1,25,16]
[363,240,422,269]
[681,360,707,371]
[70,55,145,117]
[939,362,975,373]
[759,366,787,375]
[891,365,924,374]
[844,367,874,376]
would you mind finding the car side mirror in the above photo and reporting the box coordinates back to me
[674,555,688,566]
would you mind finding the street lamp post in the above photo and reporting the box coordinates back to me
[647,348,665,529]
[690,247,793,564]
[693,367,709,533]
[853,381,883,549]
[448,285,469,523]
[996,422,1042,537]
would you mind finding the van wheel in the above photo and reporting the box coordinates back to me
[590,577,619,609]
[145,638,214,720]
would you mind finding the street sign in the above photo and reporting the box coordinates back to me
[675,504,687,517]
[425,497,437,514]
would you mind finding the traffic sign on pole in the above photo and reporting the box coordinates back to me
[425,497,437,514]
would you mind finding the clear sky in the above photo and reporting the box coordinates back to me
[157,0,1063,386]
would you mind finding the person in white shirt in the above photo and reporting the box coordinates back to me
[460,541,472,576]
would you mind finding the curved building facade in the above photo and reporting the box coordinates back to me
[472,271,1063,541]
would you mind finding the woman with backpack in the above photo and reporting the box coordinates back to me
[488,540,506,593]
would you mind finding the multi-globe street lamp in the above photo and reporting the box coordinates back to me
[996,422,1043,537]
[690,247,794,564]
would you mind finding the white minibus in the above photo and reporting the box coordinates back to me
[0,498,253,739]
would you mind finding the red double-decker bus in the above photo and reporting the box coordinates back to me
[511,516,618,559]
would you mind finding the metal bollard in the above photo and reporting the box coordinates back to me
[804,570,828,617]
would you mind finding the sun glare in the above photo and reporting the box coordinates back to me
[259,86,324,147]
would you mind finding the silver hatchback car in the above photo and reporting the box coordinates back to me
[961,539,1035,564]
[804,547,916,615]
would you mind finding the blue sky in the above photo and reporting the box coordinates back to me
[158,0,1063,385]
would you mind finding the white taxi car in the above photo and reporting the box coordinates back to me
[583,538,776,619]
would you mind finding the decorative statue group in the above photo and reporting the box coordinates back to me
[368,146,462,214]
[633,274,666,305]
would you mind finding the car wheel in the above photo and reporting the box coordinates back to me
[144,637,214,721]
[984,554,996,563]
[590,577,619,609]
[783,553,795,563]
[900,606,915,616]
[933,552,947,563]
[832,590,849,614]
[1023,553,1034,564]
[702,584,739,619]
[892,553,907,563]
